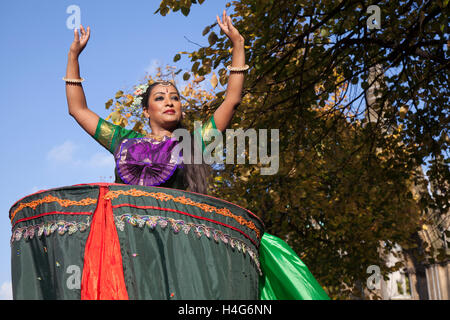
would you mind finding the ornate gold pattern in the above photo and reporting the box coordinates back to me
[10,195,97,223]
[104,189,261,239]
[96,119,116,152]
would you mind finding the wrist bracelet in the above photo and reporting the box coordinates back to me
[63,77,85,83]
[226,64,249,72]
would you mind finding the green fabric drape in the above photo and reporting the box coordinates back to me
[10,184,264,300]
[259,233,330,300]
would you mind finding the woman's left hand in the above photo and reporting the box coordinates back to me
[216,10,244,46]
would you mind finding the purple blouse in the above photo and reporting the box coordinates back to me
[115,136,183,187]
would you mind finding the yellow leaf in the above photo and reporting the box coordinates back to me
[119,117,128,128]
[399,105,408,119]
[132,121,144,133]
[115,90,124,99]
[194,76,205,83]
[110,110,121,124]
[210,72,218,89]
[105,99,113,110]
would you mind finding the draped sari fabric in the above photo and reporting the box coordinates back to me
[80,185,128,300]
[259,233,329,300]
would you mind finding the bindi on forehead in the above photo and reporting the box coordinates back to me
[152,84,178,96]
[153,91,179,96]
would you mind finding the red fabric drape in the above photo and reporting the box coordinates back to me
[81,186,129,300]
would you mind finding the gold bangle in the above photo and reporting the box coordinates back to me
[63,77,85,83]
[226,64,249,72]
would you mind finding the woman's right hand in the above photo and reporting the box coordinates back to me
[69,25,90,57]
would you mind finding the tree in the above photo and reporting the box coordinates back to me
[108,0,449,299]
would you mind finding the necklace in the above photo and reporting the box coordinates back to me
[146,132,173,141]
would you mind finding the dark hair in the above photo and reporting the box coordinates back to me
[141,81,212,194]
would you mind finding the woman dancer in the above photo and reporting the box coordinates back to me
[10,10,328,300]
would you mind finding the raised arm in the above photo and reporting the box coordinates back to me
[213,10,246,132]
[65,25,99,136]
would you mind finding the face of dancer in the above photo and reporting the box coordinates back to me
[143,84,182,130]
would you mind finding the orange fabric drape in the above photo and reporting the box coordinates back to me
[81,186,129,300]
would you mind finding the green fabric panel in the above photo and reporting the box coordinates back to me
[117,221,259,299]
[10,184,331,300]
[258,233,330,300]
[11,226,90,299]
[10,185,99,299]
[108,185,264,299]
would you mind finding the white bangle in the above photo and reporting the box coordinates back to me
[226,64,249,72]
[63,77,85,83]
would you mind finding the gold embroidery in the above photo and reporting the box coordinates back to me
[10,195,97,223]
[97,119,116,152]
[104,189,261,239]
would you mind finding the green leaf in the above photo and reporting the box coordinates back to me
[173,53,181,62]
[361,81,369,90]
[320,28,329,37]
[181,7,190,16]
[160,6,169,16]
[202,26,211,36]
[192,61,200,73]
[183,72,191,81]
[208,32,218,46]
[219,73,228,86]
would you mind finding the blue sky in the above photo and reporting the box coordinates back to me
[0,0,229,299]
